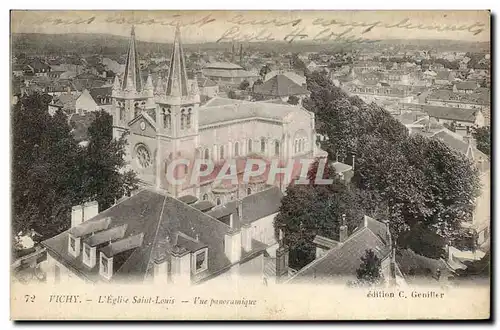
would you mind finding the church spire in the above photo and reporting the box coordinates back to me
[165,24,189,97]
[122,26,143,92]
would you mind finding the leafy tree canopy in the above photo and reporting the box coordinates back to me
[12,94,139,239]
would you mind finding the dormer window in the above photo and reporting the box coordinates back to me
[68,234,81,258]
[193,249,208,274]
[82,243,97,268]
[99,252,113,280]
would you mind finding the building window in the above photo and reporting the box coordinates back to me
[180,109,186,130]
[136,145,152,168]
[84,244,90,259]
[100,253,112,279]
[275,140,280,156]
[134,102,141,118]
[202,194,208,201]
[260,138,266,153]
[216,197,221,206]
[204,148,210,160]
[119,102,125,121]
[162,107,171,129]
[220,145,225,160]
[247,187,252,196]
[194,249,208,273]
[187,108,192,128]
[248,139,253,153]
[234,142,239,157]
[69,236,76,251]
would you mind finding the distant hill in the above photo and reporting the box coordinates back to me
[11,32,490,57]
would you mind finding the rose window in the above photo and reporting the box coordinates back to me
[136,145,152,168]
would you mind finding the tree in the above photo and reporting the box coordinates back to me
[356,249,382,285]
[259,65,271,79]
[287,95,300,105]
[291,53,308,75]
[299,71,480,258]
[76,110,139,210]
[274,158,365,269]
[239,79,250,91]
[472,126,490,158]
[12,97,139,240]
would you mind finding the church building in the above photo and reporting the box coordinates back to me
[112,26,320,203]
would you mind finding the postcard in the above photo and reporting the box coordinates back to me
[10,10,490,320]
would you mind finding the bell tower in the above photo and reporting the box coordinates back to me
[112,26,155,141]
[153,24,200,195]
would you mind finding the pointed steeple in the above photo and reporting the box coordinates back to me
[122,26,143,92]
[165,24,189,97]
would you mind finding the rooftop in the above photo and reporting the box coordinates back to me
[253,74,309,97]
[42,188,271,283]
[287,216,391,283]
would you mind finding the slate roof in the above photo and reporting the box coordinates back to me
[423,105,478,123]
[253,74,309,97]
[206,186,283,225]
[199,98,311,127]
[428,89,490,106]
[197,77,218,88]
[396,248,451,284]
[42,189,268,283]
[455,81,478,91]
[331,161,352,174]
[264,71,306,87]
[51,93,80,114]
[436,70,451,80]
[287,218,391,283]
[89,86,112,105]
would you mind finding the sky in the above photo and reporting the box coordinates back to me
[11,10,491,44]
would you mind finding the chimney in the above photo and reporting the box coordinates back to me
[83,201,99,221]
[153,257,169,285]
[171,246,191,286]
[224,228,242,263]
[339,214,348,243]
[71,205,84,227]
[241,223,252,252]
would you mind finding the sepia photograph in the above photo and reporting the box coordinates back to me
[9,9,491,320]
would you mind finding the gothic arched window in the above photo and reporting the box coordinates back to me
[135,145,152,169]
[216,197,221,206]
[202,194,209,201]
[275,140,280,156]
[119,102,125,121]
[180,109,186,130]
[234,142,239,157]
[204,148,210,160]
[260,137,266,153]
[220,145,225,160]
[134,102,141,118]
[187,108,192,128]
[247,187,252,196]
[162,107,171,129]
[248,139,253,153]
